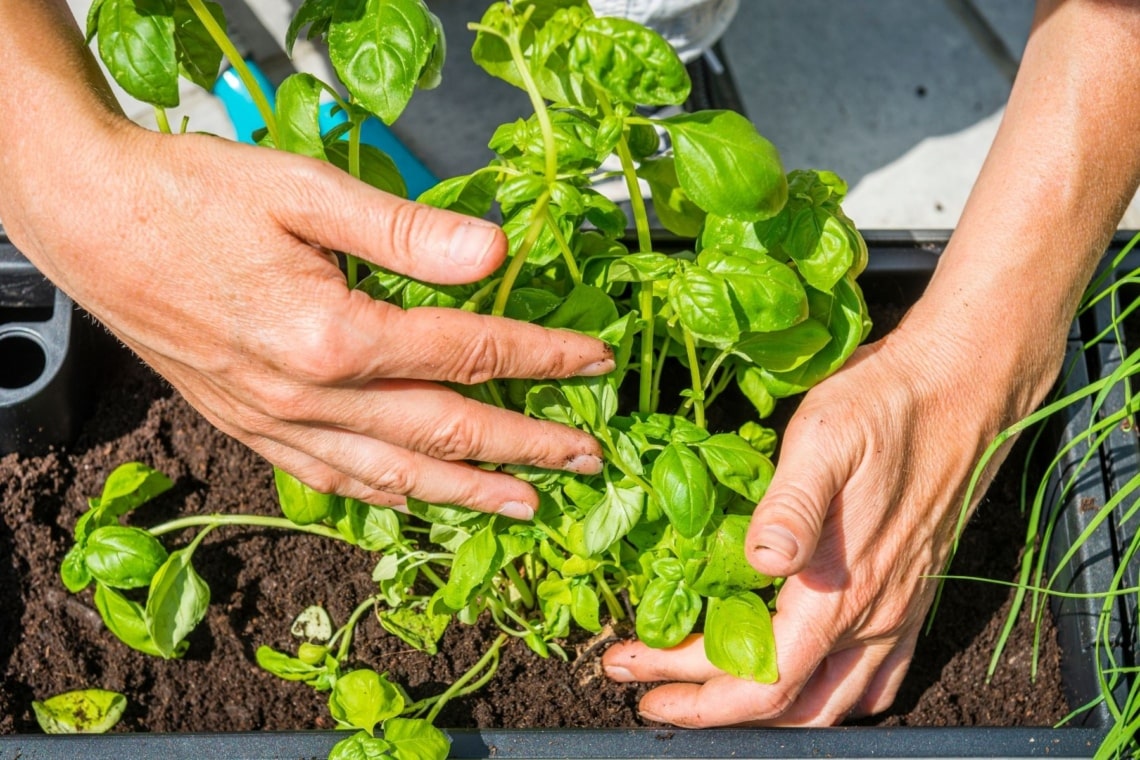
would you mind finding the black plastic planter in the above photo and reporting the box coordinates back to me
[0,232,1130,759]
[0,233,102,455]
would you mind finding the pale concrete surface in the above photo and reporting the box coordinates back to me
[63,0,1140,229]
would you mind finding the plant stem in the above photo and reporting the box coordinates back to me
[332,595,379,661]
[503,562,536,609]
[544,208,582,284]
[153,106,172,134]
[592,570,624,622]
[422,633,508,723]
[186,0,279,146]
[148,513,347,542]
[492,190,551,315]
[683,330,706,427]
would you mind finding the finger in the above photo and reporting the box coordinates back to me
[294,380,604,473]
[852,639,915,718]
[348,299,616,385]
[276,156,508,284]
[746,407,857,577]
[278,424,545,519]
[751,645,890,727]
[603,635,723,684]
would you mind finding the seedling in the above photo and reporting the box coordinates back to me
[67,1,872,757]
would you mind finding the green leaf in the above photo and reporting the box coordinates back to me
[582,478,644,556]
[97,0,180,108]
[704,593,778,682]
[540,284,619,335]
[329,731,395,760]
[84,526,169,589]
[275,467,339,525]
[416,172,500,217]
[333,499,403,551]
[629,413,709,445]
[695,434,774,503]
[145,547,210,659]
[782,206,855,292]
[326,139,410,199]
[60,543,93,593]
[383,717,452,760]
[569,17,690,106]
[697,247,807,333]
[504,288,563,322]
[732,318,832,372]
[378,603,451,654]
[570,582,602,633]
[275,73,327,160]
[441,525,500,610]
[661,111,787,221]
[525,384,580,426]
[635,568,701,648]
[638,157,705,238]
[690,515,772,597]
[668,265,738,346]
[89,462,174,521]
[286,0,335,55]
[173,0,224,90]
[329,668,405,734]
[651,443,715,538]
[32,689,126,734]
[328,0,440,125]
[86,0,108,43]
[93,583,170,658]
[256,645,333,686]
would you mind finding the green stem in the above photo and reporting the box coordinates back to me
[148,513,347,542]
[331,595,379,661]
[491,190,551,315]
[650,331,672,411]
[544,209,582,284]
[592,570,624,622]
[423,634,508,723]
[153,106,172,134]
[460,277,504,312]
[186,0,279,146]
[504,25,557,183]
[595,425,655,496]
[683,330,706,428]
[503,562,536,609]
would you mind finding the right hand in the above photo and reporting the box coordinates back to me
[1,120,612,519]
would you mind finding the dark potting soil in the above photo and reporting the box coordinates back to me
[0,303,1070,734]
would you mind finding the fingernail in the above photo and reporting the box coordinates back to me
[639,708,666,724]
[448,222,498,268]
[604,665,635,682]
[577,358,615,377]
[565,454,603,475]
[497,500,535,520]
[753,525,800,562]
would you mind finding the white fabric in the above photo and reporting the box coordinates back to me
[588,0,740,62]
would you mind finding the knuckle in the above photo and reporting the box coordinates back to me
[365,465,417,497]
[288,311,356,385]
[416,414,481,461]
[444,330,503,385]
[387,200,439,256]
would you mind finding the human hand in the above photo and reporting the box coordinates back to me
[602,304,1069,725]
[2,121,612,518]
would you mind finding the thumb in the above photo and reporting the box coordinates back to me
[747,415,854,578]
[276,156,507,285]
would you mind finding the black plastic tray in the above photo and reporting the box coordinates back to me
[0,232,1127,759]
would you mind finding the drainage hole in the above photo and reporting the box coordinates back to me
[0,334,48,389]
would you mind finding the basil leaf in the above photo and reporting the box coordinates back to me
[276,73,327,160]
[417,171,500,217]
[695,434,774,504]
[378,603,451,655]
[635,570,700,648]
[32,689,126,734]
[84,526,169,589]
[329,0,440,125]
[173,0,224,91]
[256,644,330,684]
[329,668,405,733]
[329,731,394,760]
[286,0,335,55]
[60,544,93,593]
[782,205,855,292]
[697,248,807,333]
[504,288,563,322]
[382,717,452,760]
[704,593,778,682]
[691,515,773,597]
[732,318,832,372]
[638,156,705,238]
[569,17,690,106]
[89,462,173,520]
[651,443,715,538]
[275,467,339,525]
[661,111,787,221]
[145,547,210,659]
[93,583,170,658]
[97,0,179,107]
[441,525,501,610]
[570,582,602,633]
[668,265,739,346]
[582,478,644,556]
[540,284,619,334]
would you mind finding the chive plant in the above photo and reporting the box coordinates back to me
[66,2,873,757]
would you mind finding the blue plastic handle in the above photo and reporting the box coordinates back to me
[211,61,438,198]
